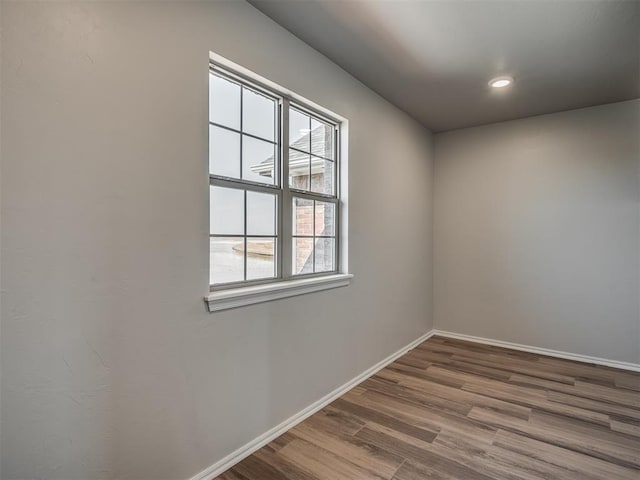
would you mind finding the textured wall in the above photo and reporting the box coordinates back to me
[0,1,434,479]
[434,100,639,364]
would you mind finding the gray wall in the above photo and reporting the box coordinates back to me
[0,1,433,479]
[434,100,640,364]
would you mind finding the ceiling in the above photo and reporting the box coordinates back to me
[249,0,640,132]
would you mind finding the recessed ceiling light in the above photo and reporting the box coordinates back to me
[489,76,514,88]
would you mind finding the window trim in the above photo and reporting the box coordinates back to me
[206,52,350,311]
[205,273,354,312]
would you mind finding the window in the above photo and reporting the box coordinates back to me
[206,55,350,311]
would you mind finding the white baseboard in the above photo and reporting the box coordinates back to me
[433,330,640,373]
[189,329,436,480]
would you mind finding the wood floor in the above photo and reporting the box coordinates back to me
[217,336,640,480]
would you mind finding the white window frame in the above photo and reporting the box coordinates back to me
[205,53,351,312]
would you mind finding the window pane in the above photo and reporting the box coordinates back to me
[243,88,276,141]
[293,197,314,235]
[293,237,314,275]
[209,125,240,177]
[315,201,335,236]
[311,118,334,160]
[310,158,334,195]
[289,108,310,151]
[289,149,310,190]
[246,237,276,280]
[209,73,240,130]
[210,237,244,284]
[243,136,276,184]
[210,186,244,235]
[315,238,335,273]
[247,191,276,236]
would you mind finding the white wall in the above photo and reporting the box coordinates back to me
[0,1,434,479]
[434,100,639,364]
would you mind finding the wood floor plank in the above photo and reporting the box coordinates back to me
[356,389,497,445]
[288,421,404,478]
[331,397,439,444]
[392,459,495,480]
[546,389,640,421]
[400,348,453,365]
[446,359,514,381]
[377,368,532,420]
[614,373,640,392]
[429,365,612,426]
[530,409,640,448]
[394,354,432,370]
[217,337,640,479]
[305,406,366,437]
[484,442,588,480]
[432,430,578,480]
[360,376,471,416]
[232,454,292,480]
[392,459,460,480]
[386,361,466,388]
[535,355,636,386]
[363,421,435,452]
[572,380,640,408]
[510,372,640,418]
[610,417,640,437]
[420,340,539,364]
[356,426,496,480]
[253,447,320,480]
[492,429,640,480]
[462,380,612,426]
[267,431,297,452]
[218,470,251,480]
[468,406,640,469]
[278,438,388,480]
[450,355,576,384]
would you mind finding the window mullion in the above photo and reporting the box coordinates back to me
[312,199,316,273]
[281,98,293,280]
[288,190,339,204]
[210,176,280,194]
[243,190,247,281]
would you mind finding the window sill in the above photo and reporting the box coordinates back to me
[205,273,353,313]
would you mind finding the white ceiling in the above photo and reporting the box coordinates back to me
[249,0,640,132]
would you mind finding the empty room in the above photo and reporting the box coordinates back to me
[1,0,639,479]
